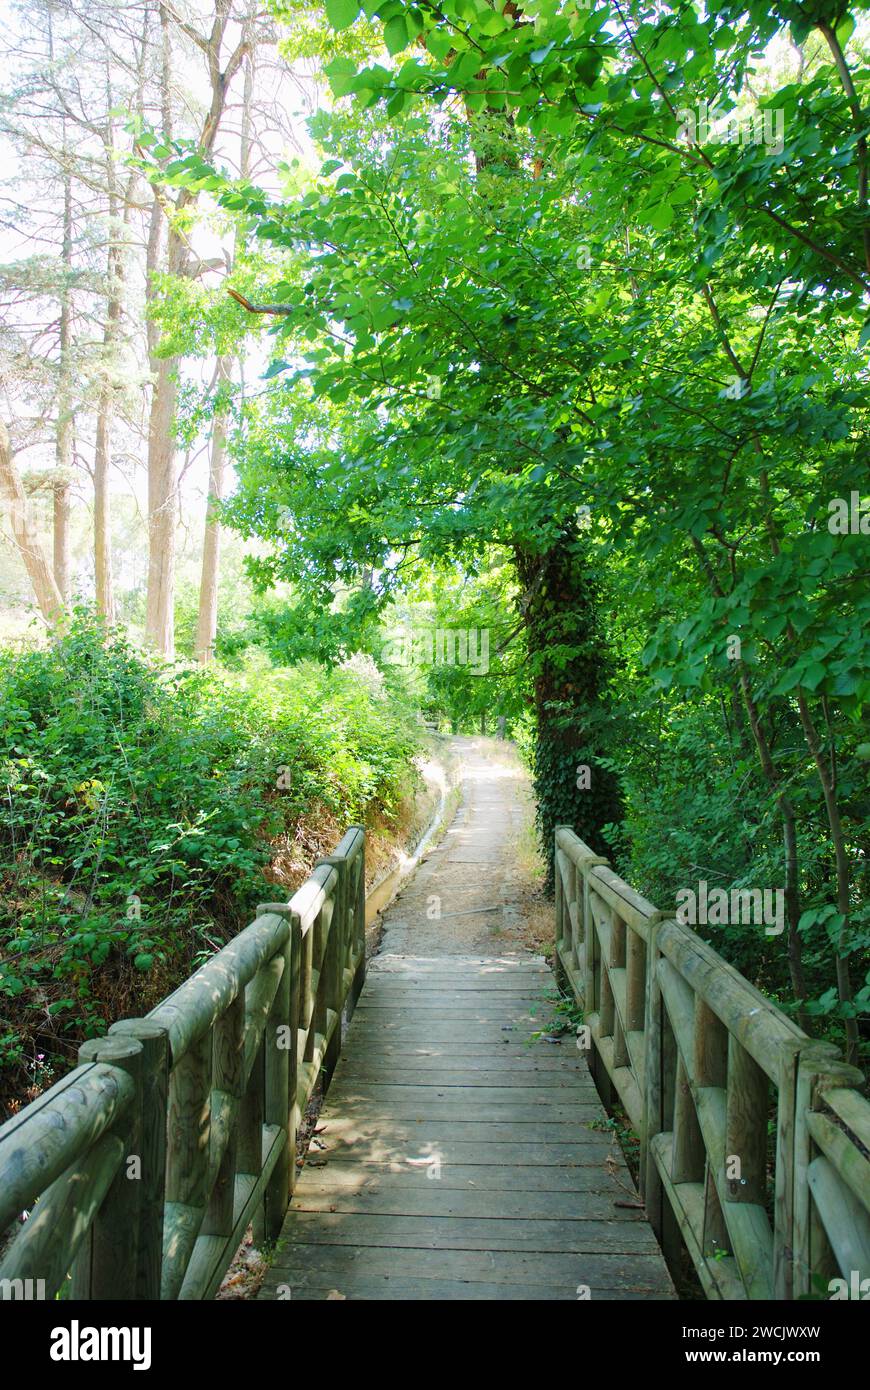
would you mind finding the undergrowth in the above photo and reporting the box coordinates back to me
[0,614,420,1112]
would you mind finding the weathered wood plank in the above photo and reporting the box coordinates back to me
[357,992,549,1007]
[263,1243,674,1294]
[322,1092,602,1122]
[335,1070,597,1089]
[291,1188,645,1222]
[339,1049,583,1069]
[318,1119,613,1146]
[294,1162,629,1193]
[300,1140,622,1167]
[277,1211,661,1254]
[339,1023,550,1040]
[351,1013,547,1028]
[263,1275,582,1300]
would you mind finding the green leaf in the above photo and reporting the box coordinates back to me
[384,15,410,55]
[799,661,826,691]
[325,0,360,31]
[645,201,674,231]
[324,56,360,96]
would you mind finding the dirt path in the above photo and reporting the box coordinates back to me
[375,736,545,958]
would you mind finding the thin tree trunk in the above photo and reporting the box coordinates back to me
[145,351,179,656]
[143,182,179,655]
[52,474,71,601]
[93,41,146,628]
[0,420,65,623]
[195,44,256,665]
[195,357,231,662]
[143,2,177,656]
[144,2,251,657]
[93,397,115,622]
[53,137,73,600]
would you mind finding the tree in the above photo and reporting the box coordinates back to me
[143,1,262,658]
[0,418,64,622]
[0,0,154,623]
[195,42,257,664]
[163,0,869,1051]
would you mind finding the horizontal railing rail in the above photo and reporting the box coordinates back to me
[554,825,869,1301]
[0,825,366,1301]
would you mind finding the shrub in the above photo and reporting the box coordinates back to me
[0,613,419,1108]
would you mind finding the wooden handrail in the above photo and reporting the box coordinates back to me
[553,824,870,1300]
[0,825,366,1301]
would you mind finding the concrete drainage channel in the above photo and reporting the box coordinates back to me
[364,742,459,927]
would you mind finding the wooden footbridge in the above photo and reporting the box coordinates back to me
[1,751,868,1301]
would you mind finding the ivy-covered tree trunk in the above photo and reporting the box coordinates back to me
[514,531,621,889]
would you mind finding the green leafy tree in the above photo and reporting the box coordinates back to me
[150,0,869,1054]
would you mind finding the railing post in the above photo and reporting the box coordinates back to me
[71,1032,144,1300]
[264,932,293,1238]
[320,853,346,1091]
[348,830,366,1017]
[641,915,664,1209]
[581,851,608,1014]
[792,1044,859,1297]
[239,1033,265,1245]
[164,1025,213,1277]
[553,827,570,992]
[202,993,243,1242]
[772,1037,813,1300]
[725,1037,769,1206]
[108,1018,169,1300]
[287,912,302,1195]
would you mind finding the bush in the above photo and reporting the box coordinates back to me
[602,692,870,1054]
[0,613,419,1108]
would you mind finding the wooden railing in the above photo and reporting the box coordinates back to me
[554,826,870,1300]
[0,825,365,1301]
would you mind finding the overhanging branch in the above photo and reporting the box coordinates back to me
[227,287,294,315]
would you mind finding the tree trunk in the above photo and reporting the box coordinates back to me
[143,4,177,656]
[195,357,231,663]
[0,420,65,623]
[52,475,71,601]
[93,46,144,629]
[144,351,179,657]
[515,531,621,888]
[54,161,73,602]
[93,394,115,623]
[195,44,255,665]
[143,4,252,657]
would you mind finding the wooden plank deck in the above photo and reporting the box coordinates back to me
[261,951,675,1301]
[261,743,674,1300]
